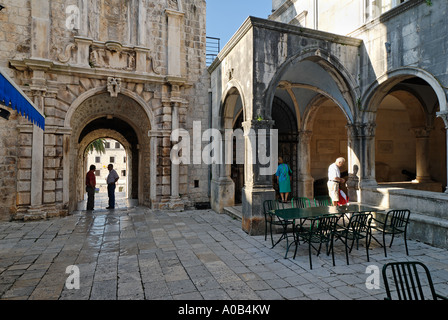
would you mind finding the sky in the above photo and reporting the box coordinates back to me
[206,0,273,49]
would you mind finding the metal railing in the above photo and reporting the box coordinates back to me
[206,36,220,66]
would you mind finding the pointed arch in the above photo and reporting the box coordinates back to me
[266,46,360,124]
[361,67,447,124]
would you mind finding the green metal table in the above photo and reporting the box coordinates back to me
[270,204,385,258]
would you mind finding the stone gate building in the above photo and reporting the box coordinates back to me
[209,0,448,248]
[0,0,209,220]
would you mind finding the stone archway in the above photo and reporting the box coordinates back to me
[65,91,152,211]
[362,69,447,192]
[211,84,246,213]
[79,129,134,206]
[268,53,356,200]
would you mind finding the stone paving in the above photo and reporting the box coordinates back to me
[1,204,448,301]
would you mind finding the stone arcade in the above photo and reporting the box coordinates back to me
[209,0,448,248]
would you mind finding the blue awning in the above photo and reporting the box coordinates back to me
[0,68,45,130]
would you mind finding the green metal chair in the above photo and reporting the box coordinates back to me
[371,209,411,257]
[293,214,341,269]
[314,195,331,207]
[382,261,448,300]
[291,197,311,208]
[334,212,373,265]
[263,199,293,248]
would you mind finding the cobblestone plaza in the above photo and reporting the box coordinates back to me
[1,203,447,301]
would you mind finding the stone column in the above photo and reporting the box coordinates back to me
[241,120,276,236]
[359,122,377,188]
[437,111,448,193]
[346,123,361,202]
[297,130,313,199]
[412,126,433,183]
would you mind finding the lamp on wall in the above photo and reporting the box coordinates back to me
[0,4,5,11]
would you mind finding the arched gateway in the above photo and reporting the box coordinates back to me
[64,89,153,212]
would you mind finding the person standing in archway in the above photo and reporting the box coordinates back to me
[327,157,346,206]
[276,157,292,203]
[106,164,119,209]
[86,165,96,210]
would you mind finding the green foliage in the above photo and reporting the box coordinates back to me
[85,138,106,155]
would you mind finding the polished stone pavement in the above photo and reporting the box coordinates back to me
[1,199,448,301]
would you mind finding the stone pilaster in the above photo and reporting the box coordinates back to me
[74,37,93,68]
[31,0,50,59]
[165,8,184,77]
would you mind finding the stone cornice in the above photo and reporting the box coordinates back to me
[208,16,362,73]
[9,58,190,86]
[268,0,294,21]
[148,129,172,137]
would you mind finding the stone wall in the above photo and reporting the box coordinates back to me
[352,0,448,93]
[0,0,32,221]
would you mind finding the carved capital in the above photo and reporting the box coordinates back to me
[359,122,376,138]
[437,111,448,129]
[242,119,275,135]
[411,126,433,138]
[298,130,313,143]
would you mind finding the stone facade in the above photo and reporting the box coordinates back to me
[209,0,448,248]
[0,0,209,221]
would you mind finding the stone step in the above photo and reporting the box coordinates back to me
[223,206,242,220]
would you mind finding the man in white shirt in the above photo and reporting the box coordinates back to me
[327,157,346,206]
[106,164,119,209]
